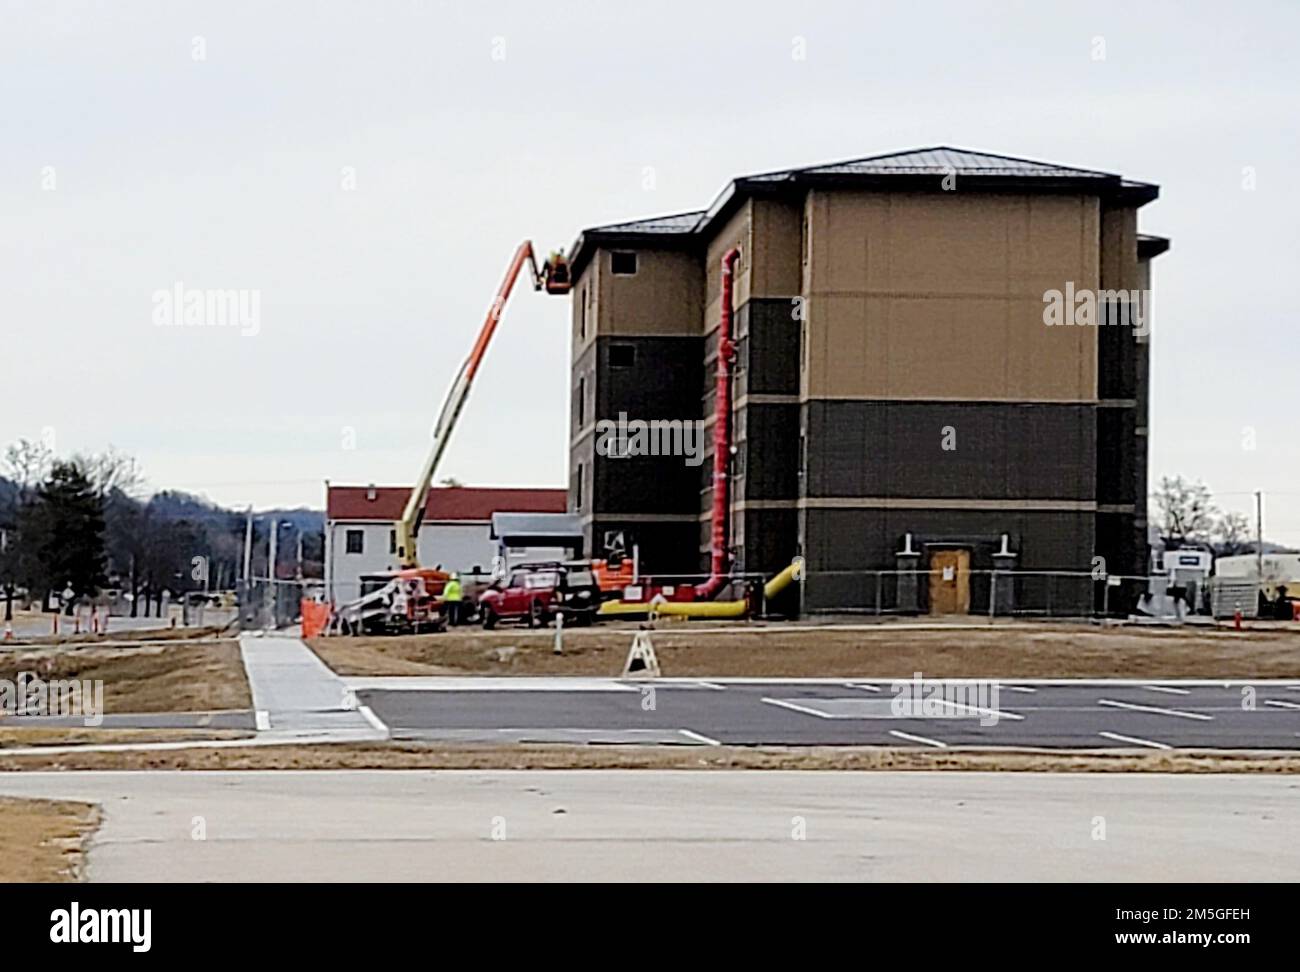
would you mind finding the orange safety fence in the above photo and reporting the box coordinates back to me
[301,599,331,638]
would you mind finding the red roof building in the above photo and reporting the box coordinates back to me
[326,485,567,523]
[324,484,568,603]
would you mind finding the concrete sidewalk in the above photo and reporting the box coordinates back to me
[237,633,385,739]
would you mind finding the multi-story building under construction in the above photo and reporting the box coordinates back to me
[565,147,1169,615]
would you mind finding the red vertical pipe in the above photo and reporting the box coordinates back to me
[699,247,741,599]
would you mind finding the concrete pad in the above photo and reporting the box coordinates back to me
[0,770,1296,882]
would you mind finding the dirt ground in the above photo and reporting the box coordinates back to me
[9,623,227,648]
[0,740,1296,774]
[309,620,1300,679]
[0,640,252,714]
[0,728,251,749]
[0,796,98,881]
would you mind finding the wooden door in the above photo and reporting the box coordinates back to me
[928,549,971,615]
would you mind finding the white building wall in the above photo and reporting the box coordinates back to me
[326,519,497,604]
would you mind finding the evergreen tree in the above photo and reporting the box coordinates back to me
[29,462,107,608]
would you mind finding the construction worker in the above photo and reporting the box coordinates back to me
[442,572,463,626]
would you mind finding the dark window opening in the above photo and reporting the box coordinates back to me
[610,344,636,369]
[345,529,364,554]
[611,251,638,275]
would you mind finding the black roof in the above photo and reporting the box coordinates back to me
[1138,234,1172,259]
[569,146,1162,276]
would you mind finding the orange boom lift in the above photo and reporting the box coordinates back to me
[394,242,571,568]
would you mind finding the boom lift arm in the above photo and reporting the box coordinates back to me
[395,241,570,567]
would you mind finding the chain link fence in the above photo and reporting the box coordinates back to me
[239,577,318,631]
[244,567,1274,628]
[803,568,1158,619]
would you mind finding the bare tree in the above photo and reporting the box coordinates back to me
[2,438,55,621]
[71,446,144,500]
[1211,511,1253,556]
[1153,475,1218,545]
[3,438,54,498]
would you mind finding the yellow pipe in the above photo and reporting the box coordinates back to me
[597,599,661,617]
[655,598,747,618]
[597,558,803,619]
[763,557,804,600]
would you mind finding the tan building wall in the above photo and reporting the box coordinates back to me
[572,247,704,354]
[701,198,804,338]
[1100,205,1139,292]
[749,198,803,298]
[571,259,600,357]
[800,190,1102,403]
[703,200,753,338]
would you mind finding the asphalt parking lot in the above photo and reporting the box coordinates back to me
[356,678,1300,750]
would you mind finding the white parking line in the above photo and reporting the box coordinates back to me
[358,705,389,737]
[933,698,1024,721]
[1141,684,1191,696]
[761,697,833,719]
[693,681,726,691]
[1097,698,1213,721]
[845,683,882,692]
[678,728,722,746]
[1004,685,1037,694]
[1264,699,1300,711]
[1098,730,1172,750]
[888,729,947,749]
[255,710,271,731]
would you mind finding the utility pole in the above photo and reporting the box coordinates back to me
[240,509,254,630]
[1,528,11,624]
[1255,490,1264,580]
[267,521,279,629]
[242,509,253,585]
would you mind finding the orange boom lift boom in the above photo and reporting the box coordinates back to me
[394,242,571,568]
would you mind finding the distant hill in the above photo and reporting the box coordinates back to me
[147,490,321,529]
[0,477,323,531]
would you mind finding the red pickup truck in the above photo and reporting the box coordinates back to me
[477,563,600,629]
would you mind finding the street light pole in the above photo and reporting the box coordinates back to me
[267,521,279,629]
[240,509,254,630]
[1255,490,1264,580]
[242,509,253,587]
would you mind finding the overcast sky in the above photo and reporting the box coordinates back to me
[2,1,1297,542]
